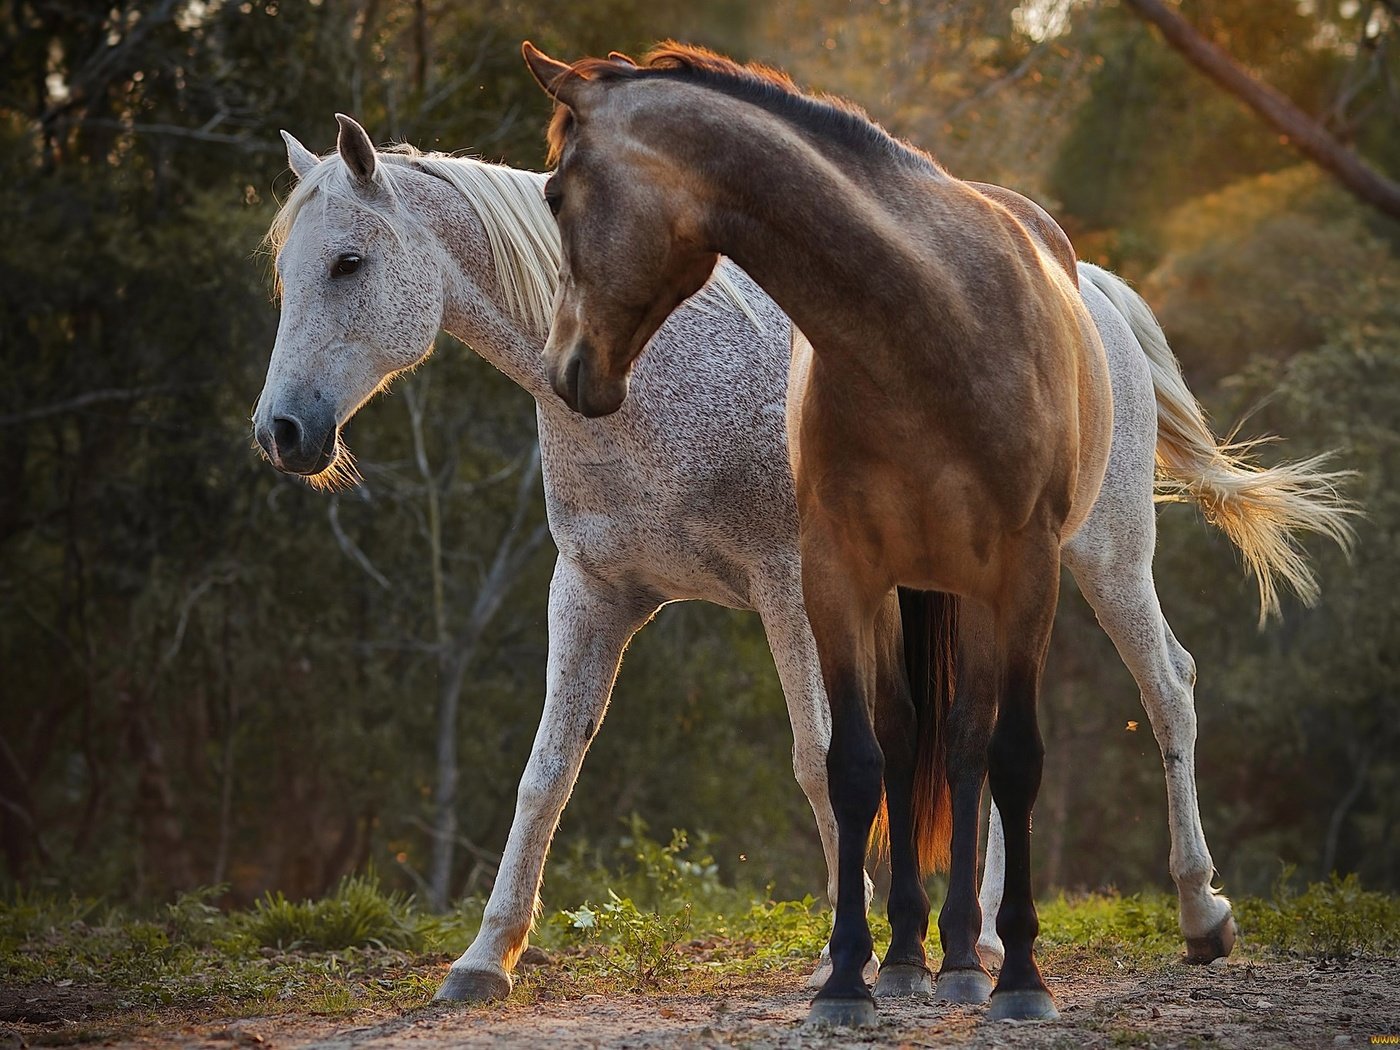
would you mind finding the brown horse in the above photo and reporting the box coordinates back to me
[522,41,1113,1024]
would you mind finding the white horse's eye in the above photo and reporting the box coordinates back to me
[331,253,363,278]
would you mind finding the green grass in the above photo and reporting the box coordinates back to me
[3,829,1399,1031]
[246,874,421,952]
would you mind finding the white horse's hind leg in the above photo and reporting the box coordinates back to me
[754,581,877,989]
[1062,536,1236,961]
[436,557,655,1002]
[976,800,1006,970]
[1038,269,1234,963]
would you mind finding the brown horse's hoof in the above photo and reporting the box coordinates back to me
[988,987,1059,1021]
[434,966,512,1002]
[874,963,932,997]
[806,996,879,1027]
[1184,914,1237,964]
[935,967,994,1004]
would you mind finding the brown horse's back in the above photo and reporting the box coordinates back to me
[966,182,1079,289]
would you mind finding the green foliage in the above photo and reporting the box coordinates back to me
[1239,872,1400,957]
[1143,167,1400,383]
[244,875,421,952]
[1038,892,1183,961]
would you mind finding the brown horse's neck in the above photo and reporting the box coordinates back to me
[642,88,972,367]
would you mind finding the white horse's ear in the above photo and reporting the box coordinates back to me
[607,50,638,67]
[334,113,378,184]
[281,130,320,181]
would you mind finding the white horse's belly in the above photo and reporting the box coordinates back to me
[540,434,794,612]
[543,483,782,610]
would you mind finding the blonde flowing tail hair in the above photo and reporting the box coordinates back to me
[1079,264,1358,623]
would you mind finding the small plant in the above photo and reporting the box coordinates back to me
[542,815,738,916]
[559,890,694,990]
[244,874,420,952]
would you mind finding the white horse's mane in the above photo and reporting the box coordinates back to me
[265,145,760,336]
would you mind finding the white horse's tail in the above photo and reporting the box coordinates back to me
[1079,263,1358,623]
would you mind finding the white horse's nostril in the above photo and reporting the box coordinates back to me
[272,415,303,456]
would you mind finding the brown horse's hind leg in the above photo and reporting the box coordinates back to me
[935,599,998,1004]
[987,539,1061,1022]
[871,591,933,997]
[800,538,884,1027]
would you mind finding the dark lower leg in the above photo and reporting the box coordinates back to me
[874,655,929,972]
[988,659,1048,996]
[938,771,987,972]
[818,673,885,1002]
[938,602,997,978]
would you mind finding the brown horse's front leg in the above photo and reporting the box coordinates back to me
[987,542,1062,1021]
[799,532,884,1027]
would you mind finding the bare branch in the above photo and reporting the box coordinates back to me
[161,571,235,668]
[0,384,201,426]
[327,498,393,590]
[942,39,1051,124]
[51,117,284,153]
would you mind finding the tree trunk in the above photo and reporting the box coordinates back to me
[1322,742,1372,877]
[1122,0,1400,221]
[0,736,47,877]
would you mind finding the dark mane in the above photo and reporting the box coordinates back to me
[544,41,939,173]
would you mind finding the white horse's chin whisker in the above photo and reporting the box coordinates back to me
[304,444,361,493]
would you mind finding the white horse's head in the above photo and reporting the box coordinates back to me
[254,115,451,486]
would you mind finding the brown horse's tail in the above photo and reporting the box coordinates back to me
[1079,263,1359,625]
[871,588,958,875]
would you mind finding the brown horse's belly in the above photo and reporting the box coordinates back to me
[796,432,1041,603]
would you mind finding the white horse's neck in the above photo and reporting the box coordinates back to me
[405,161,556,403]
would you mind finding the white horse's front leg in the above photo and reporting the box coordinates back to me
[755,585,877,989]
[436,558,654,1001]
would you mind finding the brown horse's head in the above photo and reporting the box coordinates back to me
[523,42,720,417]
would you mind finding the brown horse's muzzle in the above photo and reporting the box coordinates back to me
[546,340,629,418]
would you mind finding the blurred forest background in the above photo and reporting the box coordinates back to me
[1,0,1397,916]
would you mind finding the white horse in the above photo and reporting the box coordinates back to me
[253,115,1353,1001]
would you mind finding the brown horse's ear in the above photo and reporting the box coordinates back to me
[607,50,638,67]
[522,40,585,108]
[334,113,377,184]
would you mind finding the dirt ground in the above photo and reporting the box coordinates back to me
[5,954,1400,1049]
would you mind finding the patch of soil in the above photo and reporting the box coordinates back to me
[0,982,118,1026]
[9,955,1400,1049]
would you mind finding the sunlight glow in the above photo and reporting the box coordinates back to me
[1012,0,1082,42]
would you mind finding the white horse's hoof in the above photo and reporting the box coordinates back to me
[976,935,1005,971]
[434,965,512,1002]
[1185,913,1237,964]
